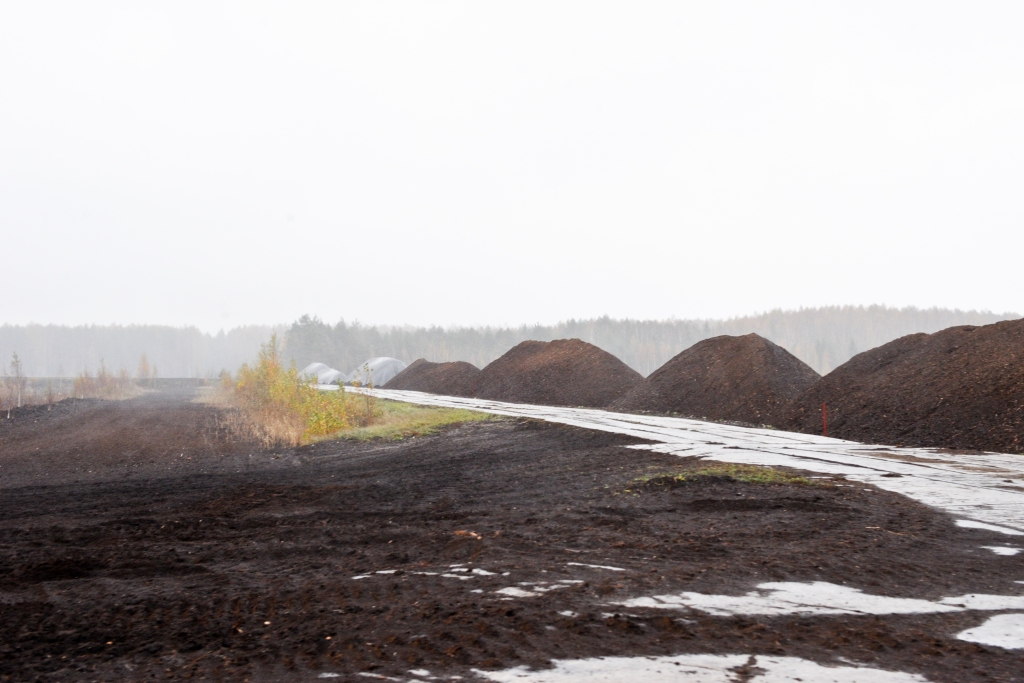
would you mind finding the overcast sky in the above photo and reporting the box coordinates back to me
[2,2,1022,332]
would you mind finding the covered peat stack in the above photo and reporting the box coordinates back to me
[472,338,641,407]
[786,319,1024,453]
[383,359,481,397]
[613,333,819,426]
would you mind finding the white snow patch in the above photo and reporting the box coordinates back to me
[496,583,570,598]
[352,575,371,580]
[616,582,1024,616]
[956,520,1024,536]
[982,546,1022,556]
[474,653,929,682]
[957,613,1024,649]
[566,562,626,572]
[376,570,397,574]
[441,573,474,580]
[472,568,497,576]
[409,669,432,677]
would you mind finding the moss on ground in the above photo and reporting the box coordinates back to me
[631,463,815,490]
[327,399,492,442]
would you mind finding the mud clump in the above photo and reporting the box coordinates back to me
[383,358,481,396]
[613,334,819,426]
[786,319,1024,453]
[472,338,642,407]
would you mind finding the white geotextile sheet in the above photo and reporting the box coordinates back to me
[332,387,1024,533]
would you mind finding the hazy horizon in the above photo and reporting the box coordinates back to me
[3,305,1018,379]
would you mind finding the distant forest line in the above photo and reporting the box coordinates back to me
[3,306,1014,379]
[283,307,1017,377]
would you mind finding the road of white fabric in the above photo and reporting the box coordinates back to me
[336,387,1024,534]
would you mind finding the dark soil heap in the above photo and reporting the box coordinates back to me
[785,319,1024,453]
[472,338,642,407]
[383,358,481,396]
[613,333,819,426]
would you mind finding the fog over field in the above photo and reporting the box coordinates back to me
[3,6,1024,681]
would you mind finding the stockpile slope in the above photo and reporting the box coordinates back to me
[785,319,1024,453]
[383,359,480,396]
[613,334,819,426]
[472,339,641,407]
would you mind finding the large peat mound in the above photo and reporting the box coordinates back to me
[383,358,481,396]
[472,338,642,407]
[785,319,1024,453]
[613,333,819,426]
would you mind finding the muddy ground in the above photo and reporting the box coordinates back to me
[0,390,1022,682]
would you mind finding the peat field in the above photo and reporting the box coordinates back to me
[0,390,1022,681]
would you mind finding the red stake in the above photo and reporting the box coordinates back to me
[822,402,828,437]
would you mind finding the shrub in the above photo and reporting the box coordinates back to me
[232,335,349,446]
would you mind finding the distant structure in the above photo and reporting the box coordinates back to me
[347,357,407,387]
[299,362,348,385]
[300,357,407,386]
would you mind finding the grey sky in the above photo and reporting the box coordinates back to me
[2,2,1022,332]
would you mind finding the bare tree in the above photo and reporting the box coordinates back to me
[9,353,26,409]
[137,353,152,387]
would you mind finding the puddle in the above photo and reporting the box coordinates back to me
[474,653,929,682]
[956,613,1024,650]
[616,581,1024,616]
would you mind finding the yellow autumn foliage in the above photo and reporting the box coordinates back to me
[233,335,348,445]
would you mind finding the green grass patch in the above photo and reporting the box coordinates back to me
[327,399,493,442]
[632,463,814,490]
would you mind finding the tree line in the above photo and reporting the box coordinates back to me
[0,307,1016,381]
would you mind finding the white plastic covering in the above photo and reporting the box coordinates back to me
[299,362,330,379]
[317,369,348,385]
[347,357,407,387]
[300,362,347,385]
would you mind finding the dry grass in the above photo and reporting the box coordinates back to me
[211,338,490,449]
[205,388,490,448]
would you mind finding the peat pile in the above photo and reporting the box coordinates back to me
[472,338,641,407]
[383,358,480,396]
[786,319,1024,453]
[613,334,819,426]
